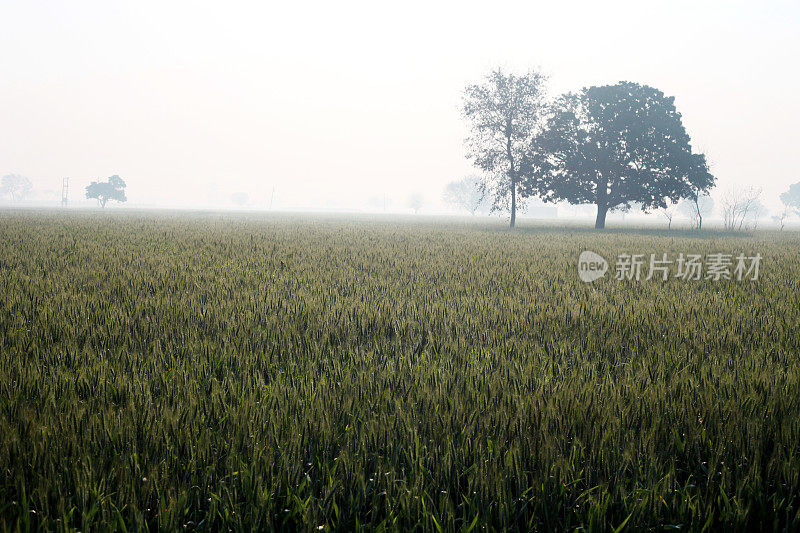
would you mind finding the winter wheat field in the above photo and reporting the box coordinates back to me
[0,210,798,531]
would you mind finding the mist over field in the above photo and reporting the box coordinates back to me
[1,1,799,219]
[2,1,800,531]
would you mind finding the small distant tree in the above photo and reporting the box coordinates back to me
[0,174,33,202]
[442,175,489,215]
[659,201,678,230]
[368,194,392,212]
[773,205,792,231]
[747,200,769,230]
[780,182,800,215]
[230,192,249,207]
[86,175,127,208]
[678,191,714,231]
[462,68,548,228]
[614,201,644,222]
[408,193,423,214]
[721,186,762,231]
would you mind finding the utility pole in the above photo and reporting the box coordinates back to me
[269,186,275,210]
[61,177,69,207]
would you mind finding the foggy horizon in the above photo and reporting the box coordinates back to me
[2,0,799,214]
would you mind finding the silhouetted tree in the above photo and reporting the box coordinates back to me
[0,174,33,202]
[462,69,548,228]
[86,175,127,208]
[528,82,714,229]
[443,176,490,215]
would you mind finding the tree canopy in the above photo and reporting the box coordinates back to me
[526,82,714,228]
[86,175,127,208]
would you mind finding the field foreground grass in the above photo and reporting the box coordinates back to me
[1,211,800,531]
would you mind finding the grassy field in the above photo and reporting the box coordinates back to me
[1,210,799,531]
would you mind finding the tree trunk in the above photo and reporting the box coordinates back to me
[595,176,609,229]
[697,213,702,231]
[506,128,516,229]
[595,203,608,229]
[510,177,516,228]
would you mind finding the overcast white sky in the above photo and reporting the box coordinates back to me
[1,0,798,213]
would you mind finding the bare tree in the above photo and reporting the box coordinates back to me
[721,187,763,231]
[747,200,769,230]
[678,191,714,231]
[462,68,548,228]
[659,202,678,230]
[442,175,489,215]
[773,205,793,231]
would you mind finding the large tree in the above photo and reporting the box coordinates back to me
[462,69,548,228]
[0,174,33,203]
[528,82,714,229]
[86,175,127,208]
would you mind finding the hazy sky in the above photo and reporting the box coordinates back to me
[1,0,798,212]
